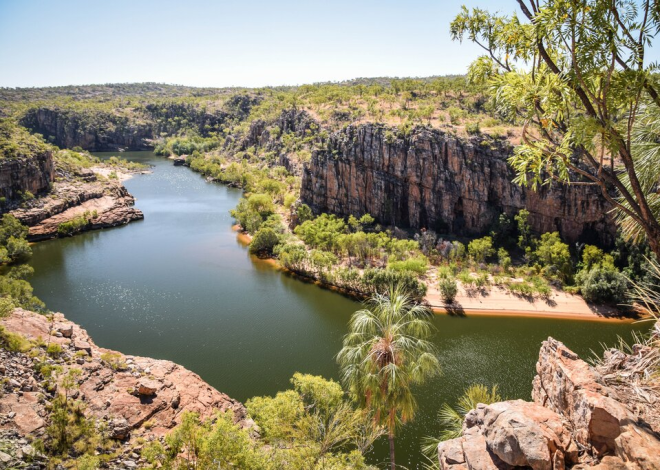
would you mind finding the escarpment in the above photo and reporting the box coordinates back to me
[301,124,615,246]
[19,94,262,151]
[438,329,660,470]
[20,107,154,151]
[0,148,54,203]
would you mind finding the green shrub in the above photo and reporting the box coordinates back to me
[0,326,30,352]
[497,248,511,271]
[439,278,458,304]
[249,227,281,256]
[361,269,427,301]
[387,256,428,274]
[466,121,481,135]
[5,236,31,261]
[468,236,494,262]
[47,343,63,357]
[533,232,572,282]
[100,351,126,371]
[0,297,14,317]
[579,267,628,304]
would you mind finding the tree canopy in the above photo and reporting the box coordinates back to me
[452,0,660,256]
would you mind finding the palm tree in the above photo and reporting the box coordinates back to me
[337,284,440,470]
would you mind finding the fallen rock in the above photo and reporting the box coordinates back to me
[53,322,73,338]
[137,379,160,397]
[74,340,92,355]
[475,400,572,470]
[109,417,131,440]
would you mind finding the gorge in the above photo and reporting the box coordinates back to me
[1,81,658,469]
[17,151,650,468]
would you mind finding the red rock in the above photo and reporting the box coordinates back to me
[0,309,250,448]
[137,379,160,396]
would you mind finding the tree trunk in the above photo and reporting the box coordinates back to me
[389,431,396,470]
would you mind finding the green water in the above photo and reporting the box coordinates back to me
[28,151,647,468]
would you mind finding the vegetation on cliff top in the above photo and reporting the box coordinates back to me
[0,118,51,160]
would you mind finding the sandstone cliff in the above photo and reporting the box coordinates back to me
[301,124,615,246]
[19,95,261,152]
[438,328,660,470]
[10,169,144,241]
[0,308,249,468]
[0,151,53,204]
[20,107,154,152]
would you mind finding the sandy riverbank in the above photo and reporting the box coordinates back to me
[233,227,643,322]
[426,285,641,322]
[91,166,151,182]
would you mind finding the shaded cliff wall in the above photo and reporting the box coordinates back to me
[19,95,262,152]
[20,108,153,151]
[0,150,54,203]
[301,124,615,246]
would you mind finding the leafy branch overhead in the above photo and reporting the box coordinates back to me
[451,0,660,256]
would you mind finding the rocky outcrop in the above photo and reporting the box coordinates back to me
[0,148,54,203]
[233,108,318,175]
[0,308,250,447]
[302,124,615,246]
[438,335,660,470]
[10,173,143,241]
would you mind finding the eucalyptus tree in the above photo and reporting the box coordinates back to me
[337,285,440,470]
[451,0,660,256]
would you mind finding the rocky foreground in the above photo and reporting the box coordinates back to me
[438,327,660,470]
[10,168,144,241]
[0,309,249,468]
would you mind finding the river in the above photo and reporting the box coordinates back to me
[28,151,647,468]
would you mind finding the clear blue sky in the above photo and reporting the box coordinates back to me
[0,0,646,88]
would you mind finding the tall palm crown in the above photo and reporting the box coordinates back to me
[337,285,440,469]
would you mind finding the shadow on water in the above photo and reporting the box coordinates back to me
[27,151,651,469]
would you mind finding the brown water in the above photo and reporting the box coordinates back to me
[28,151,648,468]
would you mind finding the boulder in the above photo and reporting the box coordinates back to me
[109,417,131,440]
[477,400,572,470]
[137,378,160,397]
[53,322,73,338]
[532,338,660,469]
[74,340,92,355]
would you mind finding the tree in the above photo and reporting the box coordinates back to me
[249,228,280,256]
[6,236,31,262]
[451,1,660,256]
[337,285,440,470]
[468,236,494,262]
[533,232,573,282]
[439,278,458,304]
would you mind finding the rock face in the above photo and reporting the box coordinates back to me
[438,336,660,470]
[301,124,615,246]
[19,96,262,152]
[0,149,54,203]
[10,172,143,241]
[0,309,250,445]
[20,107,154,151]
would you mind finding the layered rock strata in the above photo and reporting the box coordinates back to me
[0,148,54,202]
[438,335,660,470]
[10,170,143,241]
[301,124,615,246]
